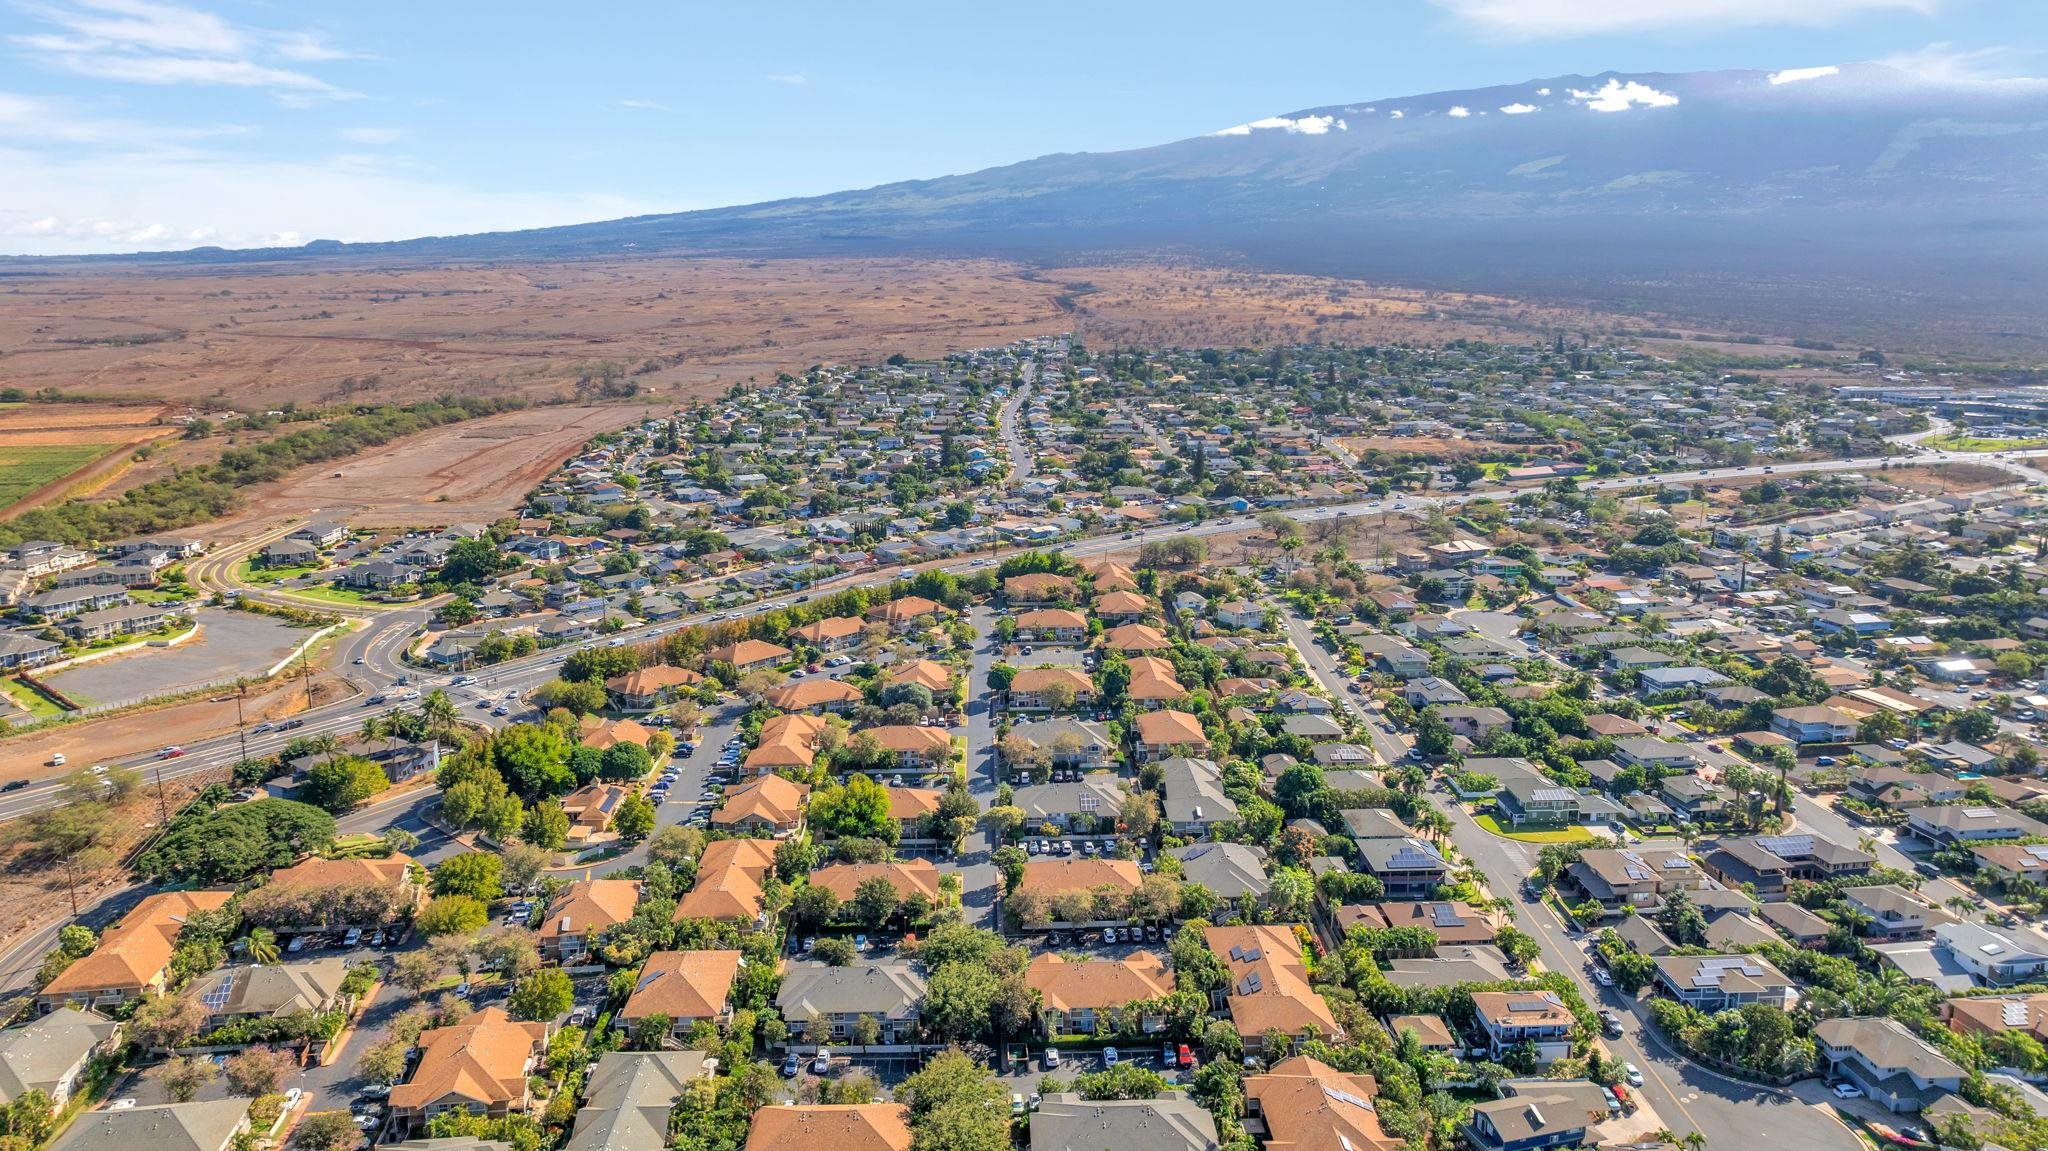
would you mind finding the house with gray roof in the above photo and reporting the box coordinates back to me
[1170,842,1269,903]
[50,1097,252,1151]
[1815,1017,1965,1113]
[0,1007,118,1106]
[1030,1092,1219,1151]
[775,962,925,1045]
[565,1052,714,1151]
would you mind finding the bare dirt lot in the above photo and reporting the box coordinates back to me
[1339,435,1529,460]
[234,402,649,530]
[43,609,310,709]
[0,257,1619,412]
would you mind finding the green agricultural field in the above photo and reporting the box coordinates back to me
[0,443,118,511]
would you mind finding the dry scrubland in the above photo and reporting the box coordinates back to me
[0,256,1617,411]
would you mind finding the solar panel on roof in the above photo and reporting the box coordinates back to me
[1964,807,1999,818]
[2003,1001,2031,1027]
[199,971,236,1012]
[1430,904,1465,928]
[1755,834,1815,858]
[1322,1087,1377,1111]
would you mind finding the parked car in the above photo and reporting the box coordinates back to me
[1832,1083,1864,1099]
[812,1050,831,1075]
[782,1054,801,1077]
[1103,1047,1119,1066]
[1044,1048,1060,1069]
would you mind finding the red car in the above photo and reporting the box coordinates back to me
[159,746,186,759]
[1177,1044,1193,1067]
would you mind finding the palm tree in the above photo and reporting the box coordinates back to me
[420,689,460,744]
[1682,1132,1707,1151]
[246,928,279,965]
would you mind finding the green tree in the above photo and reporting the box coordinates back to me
[301,756,390,812]
[417,895,489,937]
[434,852,505,902]
[533,678,607,716]
[850,876,902,930]
[522,800,571,850]
[599,742,654,782]
[151,1054,216,1103]
[1073,1062,1168,1100]
[292,1110,364,1151]
[612,793,656,842]
[899,1048,1009,1151]
[809,774,898,842]
[509,968,575,1022]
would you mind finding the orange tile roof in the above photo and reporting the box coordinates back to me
[539,879,640,945]
[868,596,945,624]
[1105,623,1170,651]
[1026,951,1173,1013]
[861,725,952,755]
[1205,924,1338,1040]
[712,639,792,667]
[41,890,233,998]
[1005,573,1076,598]
[887,786,943,822]
[604,665,704,697]
[621,950,744,1022]
[1018,858,1143,899]
[1017,608,1087,630]
[745,1104,912,1151]
[579,715,654,750]
[1136,709,1207,746]
[714,774,810,827]
[389,1006,547,1113]
[811,860,942,903]
[1011,667,1096,696]
[1093,591,1152,615]
[766,679,865,709]
[745,713,828,770]
[267,854,412,893]
[1246,1056,1399,1151]
[791,616,864,644]
[887,659,953,691]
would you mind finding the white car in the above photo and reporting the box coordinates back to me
[1592,969,1613,987]
[1832,1083,1865,1099]
[1624,1064,1644,1087]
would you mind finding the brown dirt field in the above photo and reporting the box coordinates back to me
[0,403,171,431]
[1881,463,2013,495]
[224,402,650,530]
[0,257,1621,412]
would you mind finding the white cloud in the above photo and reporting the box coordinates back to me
[1536,87,1551,95]
[12,0,360,97]
[763,73,807,86]
[1389,109,1404,119]
[1431,0,1936,38]
[1500,102,1540,114]
[1769,65,1841,84]
[618,98,667,111]
[1447,105,1471,117]
[1567,79,1681,112]
[1880,42,2048,87]
[1212,113,1345,136]
[0,145,677,255]
[338,127,402,144]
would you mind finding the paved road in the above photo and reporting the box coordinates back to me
[950,605,1003,930]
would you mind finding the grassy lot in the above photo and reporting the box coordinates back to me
[1473,813,1596,843]
[235,558,326,585]
[0,442,118,510]
[0,676,68,718]
[1921,434,2048,452]
[279,584,377,606]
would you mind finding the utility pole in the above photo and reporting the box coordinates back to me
[153,766,169,826]
[234,677,250,766]
[58,858,78,918]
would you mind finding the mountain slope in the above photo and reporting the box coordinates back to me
[92,63,2048,343]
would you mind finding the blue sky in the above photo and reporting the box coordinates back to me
[1,0,2041,254]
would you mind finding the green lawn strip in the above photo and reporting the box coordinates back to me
[0,676,67,718]
[1472,813,1595,843]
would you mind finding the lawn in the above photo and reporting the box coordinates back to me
[0,442,118,510]
[1473,813,1596,843]
[0,676,68,719]
[234,558,325,585]
[1922,434,2048,453]
[276,584,377,607]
